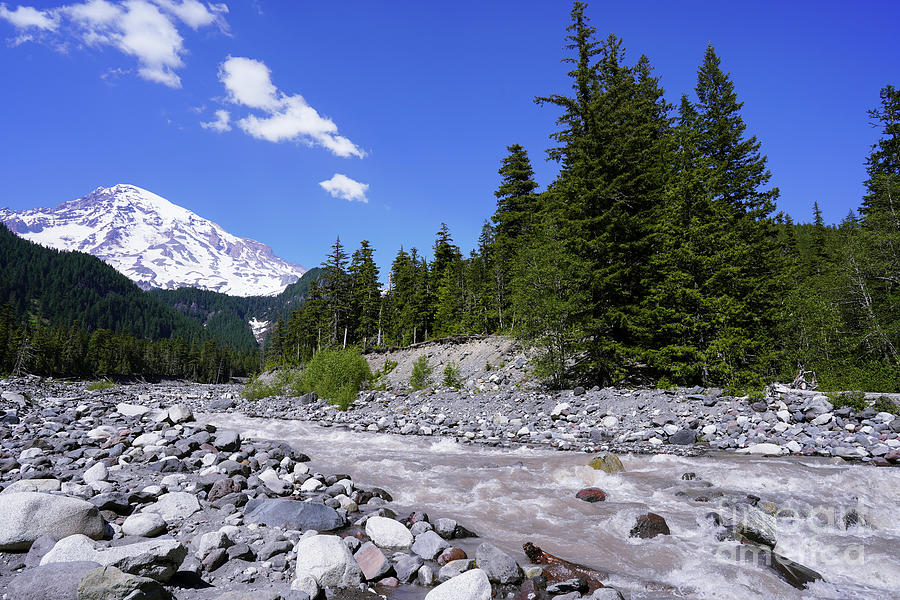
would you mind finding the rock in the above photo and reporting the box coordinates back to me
[245,498,344,531]
[417,564,435,586]
[167,404,193,424]
[669,429,697,445]
[737,507,777,549]
[438,547,467,566]
[6,561,101,600]
[629,513,670,539]
[575,488,607,503]
[434,518,457,539]
[77,565,171,600]
[24,533,59,567]
[547,579,588,594]
[143,492,201,522]
[0,492,106,551]
[394,554,424,583]
[122,512,167,537]
[590,589,626,600]
[743,443,784,456]
[573,386,585,396]
[213,430,241,452]
[116,403,150,417]
[600,415,619,428]
[294,534,362,588]
[438,558,475,581]
[750,401,768,412]
[550,403,570,419]
[738,543,823,590]
[425,568,491,600]
[365,515,414,549]
[354,541,391,580]
[412,530,450,560]
[1,478,62,494]
[474,542,522,584]
[588,453,624,474]
[811,412,833,426]
[291,573,319,598]
[40,534,187,582]
[197,529,234,558]
[802,396,833,419]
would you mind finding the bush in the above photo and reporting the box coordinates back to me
[409,356,433,391]
[829,391,868,412]
[292,349,372,410]
[872,396,898,415]
[86,379,115,391]
[442,362,462,389]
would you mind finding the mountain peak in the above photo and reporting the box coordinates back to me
[0,185,305,297]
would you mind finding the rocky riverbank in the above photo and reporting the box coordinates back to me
[1,374,898,600]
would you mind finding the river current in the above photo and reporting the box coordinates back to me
[198,413,900,600]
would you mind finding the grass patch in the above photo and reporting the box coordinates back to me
[86,379,115,391]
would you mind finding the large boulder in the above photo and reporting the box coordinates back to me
[245,498,344,531]
[40,534,187,582]
[77,565,171,600]
[474,542,522,584]
[1,479,62,494]
[412,530,450,560]
[294,534,362,588]
[365,516,413,549]
[425,568,491,600]
[6,561,101,600]
[0,492,106,551]
[354,541,391,581]
[737,507,777,549]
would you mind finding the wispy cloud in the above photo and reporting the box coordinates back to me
[215,56,366,158]
[200,108,230,132]
[0,1,229,88]
[319,173,369,203]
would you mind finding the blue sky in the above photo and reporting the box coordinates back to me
[1,1,898,277]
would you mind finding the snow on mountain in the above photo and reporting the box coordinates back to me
[0,184,306,297]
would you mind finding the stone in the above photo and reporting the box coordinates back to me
[438,547,467,566]
[1,478,62,494]
[116,403,150,418]
[629,513,670,539]
[40,534,187,582]
[197,529,234,558]
[575,488,607,503]
[143,492,201,522]
[590,589,626,600]
[0,492,106,551]
[412,530,450,560]
[394,554,424,583]
[167,404,193,424]
[77,565,170,600]
[669,429,697,445]
[245,498,344,531]
[24,533,59,567]
[213,430,241,452]
[417,564,435,586]
[600,415,619,428]
[438,558,475,581]
[474,542,521,584]
[6,561,101,600]
[291,573,319,598]
[588,453,624,474]
[425,568,491,600]
[83,462,109,485]
[122,512,167,537]
[737,508,777,549]
[294,534,362,588]
[743,443,784,456]
[434,518,457,539]
[354,541,391,580]
[365,515,414,549]
[208,477,242,503]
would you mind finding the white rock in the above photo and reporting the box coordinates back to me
[811,412,833,426]
[40,534,187,582]
[132,433,162,447]
[550,403,570,418]
[785,440,802,453]
[702,424,717,436]
[776,410,791,422]
[365,516,414,549]
[742,443,784,456]
[1,479,61,494]
[143,492,200,522]
[773,422,789,433]
[167,404,193,424]
[197,529,233,558]
[291,573,320,597]
[19,448,45,461]
[83,462,108,485]
[601,416,619,428]
[300,478,325,493]
[293,534,362,587]
[116,403,150,417]
[425,568,492,600]
[662,424,679,436]
[122,512,167,537]
[0,492,106,551]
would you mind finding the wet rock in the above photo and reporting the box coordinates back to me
[575,488,607,503]
[588,453,624,474]
[589,589,625,600]
[40,534,187,582]
[522,542,606,592]
[245,498,344,531]
[629,513,670,539]
[365,515,414,549]
[294,534,362,588]
[6,561,102,600]
[438,546,467,566]
[0,492,107,551]
[737,543,822,590]
[475,542,522,584]
[77,565,171,600]
[736,507,777,549]
[546,578,588,594]
[434,517,457,539]
[412,530,450,560]
[417,564,435,586]
[394,553,424,583]
[425,567,491,600]
[354,541,391,580]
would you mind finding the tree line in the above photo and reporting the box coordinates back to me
[270,2,899,392]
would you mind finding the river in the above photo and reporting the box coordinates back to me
[198,413,900,600]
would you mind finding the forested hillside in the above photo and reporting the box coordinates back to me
[269,3,899,392]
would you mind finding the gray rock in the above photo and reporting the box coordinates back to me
[434,518,457,539]
[41,534,187,582]
[365,515,414,548]
[0,492,106,551]
[6,561,101,600]
[1,478,62,494]
[122,512,167,538]
[737,507,777,549]
[24,533,59,567]
[474,542,522,584]
[167,404,193,424]
[294,534,362,588]
[669,429,697,445]
[394,553,424,583]
[213,430,241,452]
[412,530,450,560]
[245,498,344,531]
[143,492,201,522]
[590,589,626,600]
[417,563,435,586]
[425,568,491,600]
[77,565,170,600]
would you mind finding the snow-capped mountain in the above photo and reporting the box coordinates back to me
[0,184,306,297]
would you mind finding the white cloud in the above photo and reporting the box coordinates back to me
[0,4,59,30]
[0,0,228,88]
[319,173,369,203]
[201,108,230,132]
[216,56,366,158]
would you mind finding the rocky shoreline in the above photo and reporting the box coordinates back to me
[1,375,898,600]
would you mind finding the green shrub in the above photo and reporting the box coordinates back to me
[872,396,898,415]
[828,391,868,412]
[369,359,397,391]
[242,370,299,400]
[484,361,493,372]
[442,362,462,389]
[409,356,433,391]
[291,349,372,410]
[86,379,115,391]
[657,377,675,390]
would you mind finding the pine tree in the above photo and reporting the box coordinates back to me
[321,237,350,347]
[348,240,381,348]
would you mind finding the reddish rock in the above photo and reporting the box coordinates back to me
[884,450,900,463]
[208,477,242,503]
[629,513,670,539]
[437,547,467,566]
[575,488,607,503]
[354,542,390,581]
[378,577,400,588]
[522,542,607,593]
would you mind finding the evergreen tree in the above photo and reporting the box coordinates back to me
[348,240,382,348]
[320,237,350,347]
